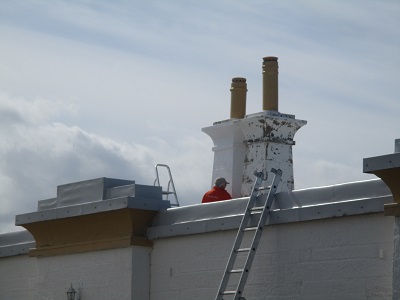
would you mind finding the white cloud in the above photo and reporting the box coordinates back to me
[0,93,213,232]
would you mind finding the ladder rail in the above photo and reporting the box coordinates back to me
[234,169,282,299]
[216,173,264,298]
[154,164,180,207]
[215,168,282,300]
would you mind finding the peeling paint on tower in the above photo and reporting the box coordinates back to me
[239,111,306,196]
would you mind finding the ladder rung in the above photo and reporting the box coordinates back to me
[220,291,236,295]
[255,186,270,191]
[228,269,244,274]
[243,227,257,231]
[162,191,175,194]
[235,248,251,253]
[250,206,264,212]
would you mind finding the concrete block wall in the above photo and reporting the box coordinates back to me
[0,255,37,299]
[150,213,394,300]
[392,219,400,299]
[0,246,150,300]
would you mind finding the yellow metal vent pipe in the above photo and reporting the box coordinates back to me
[262,56,279,111]
[230,77,247,119]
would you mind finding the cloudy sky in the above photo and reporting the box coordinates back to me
[1,0,399,233]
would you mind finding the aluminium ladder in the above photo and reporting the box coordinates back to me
[154,163,180,207]
[215,168,282,300]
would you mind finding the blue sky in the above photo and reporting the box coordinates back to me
[0,0,399,233]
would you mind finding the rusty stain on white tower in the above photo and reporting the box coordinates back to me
[202,56,306,197]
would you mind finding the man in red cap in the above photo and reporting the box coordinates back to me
[201,177,232,203]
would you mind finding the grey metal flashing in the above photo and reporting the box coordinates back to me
[17,177,170,226]
[212,111,296,126]
[16,196,171,226]
[0,230,35,258]
[246,110,296,119]
[147,196,392,239]
[146,179,393,240]
[37,178,162,211]
[364,153,400,172]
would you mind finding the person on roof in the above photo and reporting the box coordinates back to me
[201,177,232,203]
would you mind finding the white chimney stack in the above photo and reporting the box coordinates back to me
[203,56,306,197]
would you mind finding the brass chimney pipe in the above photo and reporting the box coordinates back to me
[230,77,247,119]
[262,56,279,111]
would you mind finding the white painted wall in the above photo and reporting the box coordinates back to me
[0,214,394,300]
[392,217,400,299]
[0,246,150,300]
[150,213,394,300]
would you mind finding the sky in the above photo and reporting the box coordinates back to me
[0,0,399,233]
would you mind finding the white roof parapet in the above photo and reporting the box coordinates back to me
[0,230,35,258]
[16,196,168,226]
[147,179,392,240]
